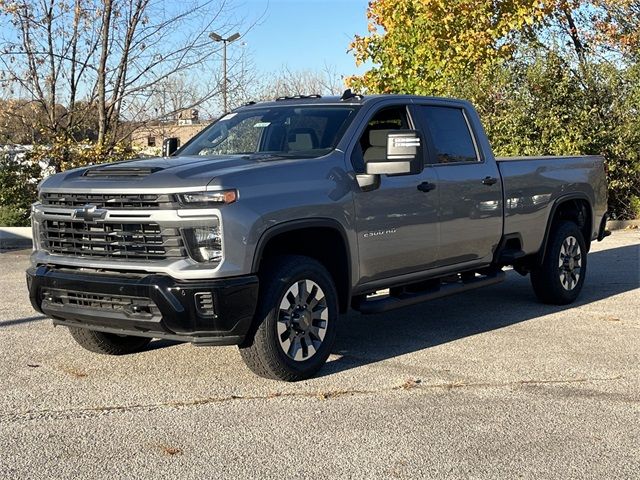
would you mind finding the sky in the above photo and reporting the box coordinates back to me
[241,0,371,77]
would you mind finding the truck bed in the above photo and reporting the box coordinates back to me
[496,155,607,254]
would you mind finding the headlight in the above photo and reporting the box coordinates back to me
[183,225,222,263]
[177,190,237,207]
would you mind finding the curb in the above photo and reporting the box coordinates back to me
[0,226,32,250]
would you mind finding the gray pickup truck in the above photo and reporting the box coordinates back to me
[27,92,609,380]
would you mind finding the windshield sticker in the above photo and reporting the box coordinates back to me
[254,122,270,128]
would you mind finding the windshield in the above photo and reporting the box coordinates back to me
[179,105,359,158]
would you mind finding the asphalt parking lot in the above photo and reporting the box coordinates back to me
[0,231,638,479]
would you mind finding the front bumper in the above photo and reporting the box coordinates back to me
[26,266,258,345]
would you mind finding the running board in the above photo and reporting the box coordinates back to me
[354,270,505,315]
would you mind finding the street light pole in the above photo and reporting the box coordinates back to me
[209,31,241,113]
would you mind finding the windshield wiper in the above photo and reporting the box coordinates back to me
[242,152,313,160]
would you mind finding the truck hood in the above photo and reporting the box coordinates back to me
[39,154,288,193]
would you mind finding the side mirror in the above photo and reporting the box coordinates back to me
[364,130,422,176]
[162,137,180,157]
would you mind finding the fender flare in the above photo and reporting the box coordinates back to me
[251,218,353,312]
[538,192,592,265]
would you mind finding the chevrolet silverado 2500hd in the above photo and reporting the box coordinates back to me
[27,92,609,381]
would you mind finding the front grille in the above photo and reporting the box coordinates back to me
[42,288,160,319]
[40,192,175,209]
[41,220,185,260]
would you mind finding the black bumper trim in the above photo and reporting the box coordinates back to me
[27,266,259,345]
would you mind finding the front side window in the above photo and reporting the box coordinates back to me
[352,105,411,171]
[417,106,478,164]
[179,106,358,158]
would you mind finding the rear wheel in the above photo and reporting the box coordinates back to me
[68,327,152,355]
[239,255,338,381]
[531,221,587,305]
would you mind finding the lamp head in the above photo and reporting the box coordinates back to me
[209,32,223,42]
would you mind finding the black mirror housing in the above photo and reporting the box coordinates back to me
[364,130,422,176]
[162,137,180,157]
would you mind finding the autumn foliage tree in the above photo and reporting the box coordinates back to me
[348,0,640,219]
[348,0,554,95]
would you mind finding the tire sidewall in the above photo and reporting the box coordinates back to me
[261,257,338,378]
[546,222,588,303]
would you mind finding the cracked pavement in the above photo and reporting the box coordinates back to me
[0,230,638,479]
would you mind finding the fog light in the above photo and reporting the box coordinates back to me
[194,292,216,317]
[184,226,222,263]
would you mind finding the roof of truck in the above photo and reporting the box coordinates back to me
[235,92,467,110]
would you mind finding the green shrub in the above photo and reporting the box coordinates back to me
[0,140,138,227]
[0,205,30,227]
[630,196,640,220]
[0,153,42,226]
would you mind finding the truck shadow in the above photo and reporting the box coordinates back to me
[321,243,639,377]
[0,315,48,328]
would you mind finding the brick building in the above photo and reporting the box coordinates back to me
[130,110,211,155]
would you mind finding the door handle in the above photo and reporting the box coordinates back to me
[482,176,498,186]
[417,181,436,193]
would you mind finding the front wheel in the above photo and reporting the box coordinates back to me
[239,255,338,381]
[531,221,587,305]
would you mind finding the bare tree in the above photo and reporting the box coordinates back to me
[250,64,345,102]
[0,0,251,148]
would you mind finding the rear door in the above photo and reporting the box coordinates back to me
[413,104,502,267]
[352,103,440,283]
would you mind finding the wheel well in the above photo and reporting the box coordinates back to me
[536,197,593,267]
[551,198,592,250]
[256,227,351,313]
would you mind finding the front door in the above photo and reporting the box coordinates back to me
[352,104,440,283]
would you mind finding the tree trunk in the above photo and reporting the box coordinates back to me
[97,0,114,147]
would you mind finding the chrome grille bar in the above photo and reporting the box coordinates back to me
[41,220,185,260]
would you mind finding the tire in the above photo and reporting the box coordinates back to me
[239,255,339,381]
[68,327,152,355]
[531,220,587,305]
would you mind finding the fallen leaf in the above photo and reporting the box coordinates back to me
[401,378,422,390]
[60,367,88,378]
[159,445,182,456]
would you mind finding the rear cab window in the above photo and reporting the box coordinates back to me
[416,106,480,164]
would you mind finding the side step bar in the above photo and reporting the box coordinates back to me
[354,270,505,315]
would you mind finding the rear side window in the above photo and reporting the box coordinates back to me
[418,106,479,164]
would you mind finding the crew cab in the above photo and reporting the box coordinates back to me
[27,92,609,381]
